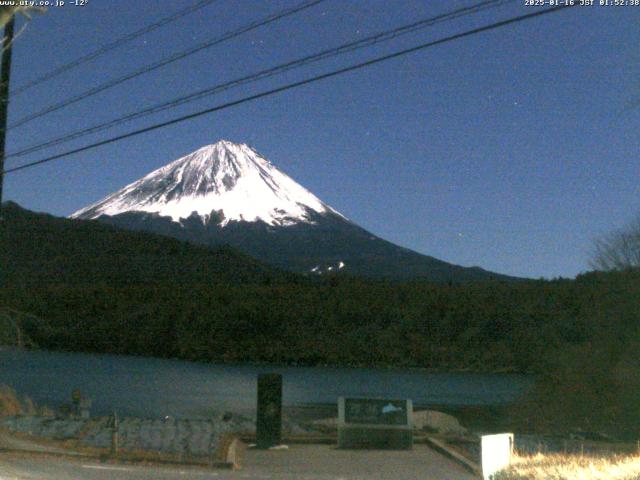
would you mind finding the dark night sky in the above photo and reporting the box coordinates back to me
[4,0,639,278]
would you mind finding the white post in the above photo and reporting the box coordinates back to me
[481,433,514,480]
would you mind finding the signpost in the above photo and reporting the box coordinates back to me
[107,411,119,457]
[338,397,413,449]
[256,373,282,449]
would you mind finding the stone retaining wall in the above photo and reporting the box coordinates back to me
[0,414,249,457]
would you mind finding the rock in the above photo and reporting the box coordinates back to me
[412,410,467,435]
[310,410,467,436]
[310,417,337,432]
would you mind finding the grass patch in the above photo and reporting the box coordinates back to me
[494,452,640,479]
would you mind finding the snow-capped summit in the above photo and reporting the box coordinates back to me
[71,140,513,282]
[71,140,343,227]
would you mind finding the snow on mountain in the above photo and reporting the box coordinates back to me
[70,140,515,282]
[310,260,346,275]
[71,140,344,227]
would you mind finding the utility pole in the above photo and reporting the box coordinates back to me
[0,14,15,218]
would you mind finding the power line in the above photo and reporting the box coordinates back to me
[3,4,575,176]
[12,0,221,97]
[8,0,327,130]
[6,0,513,160]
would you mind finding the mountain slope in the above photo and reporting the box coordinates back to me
[0,201,294,286]
[72,140,514,282]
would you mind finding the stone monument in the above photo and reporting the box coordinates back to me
[337,397,413,449]
[256,373,282,449]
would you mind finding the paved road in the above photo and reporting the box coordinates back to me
[0,432,76,456]
[0,445,477,480]
[239,444,477,479]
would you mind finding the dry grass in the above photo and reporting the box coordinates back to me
[0,385,25,416]
[494,452,640,480]
[0,384,52,417]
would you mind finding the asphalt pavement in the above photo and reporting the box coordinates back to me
[0,444,477,480]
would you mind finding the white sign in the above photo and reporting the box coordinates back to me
[481,433,514,480]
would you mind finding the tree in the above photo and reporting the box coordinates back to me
[590,214,640,271]
[0,6,43,29]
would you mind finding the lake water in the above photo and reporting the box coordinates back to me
[0,348,533,419]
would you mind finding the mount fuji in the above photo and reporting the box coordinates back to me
[71,140,509,282]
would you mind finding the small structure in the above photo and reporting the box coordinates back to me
[79,398,92,419]
[70,389,92,419]
[71,389,82,417]
[337,397,413,449]
[481,433,514,480]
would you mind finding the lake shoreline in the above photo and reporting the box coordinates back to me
[0,348,534,421]
[0,345,534,377]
